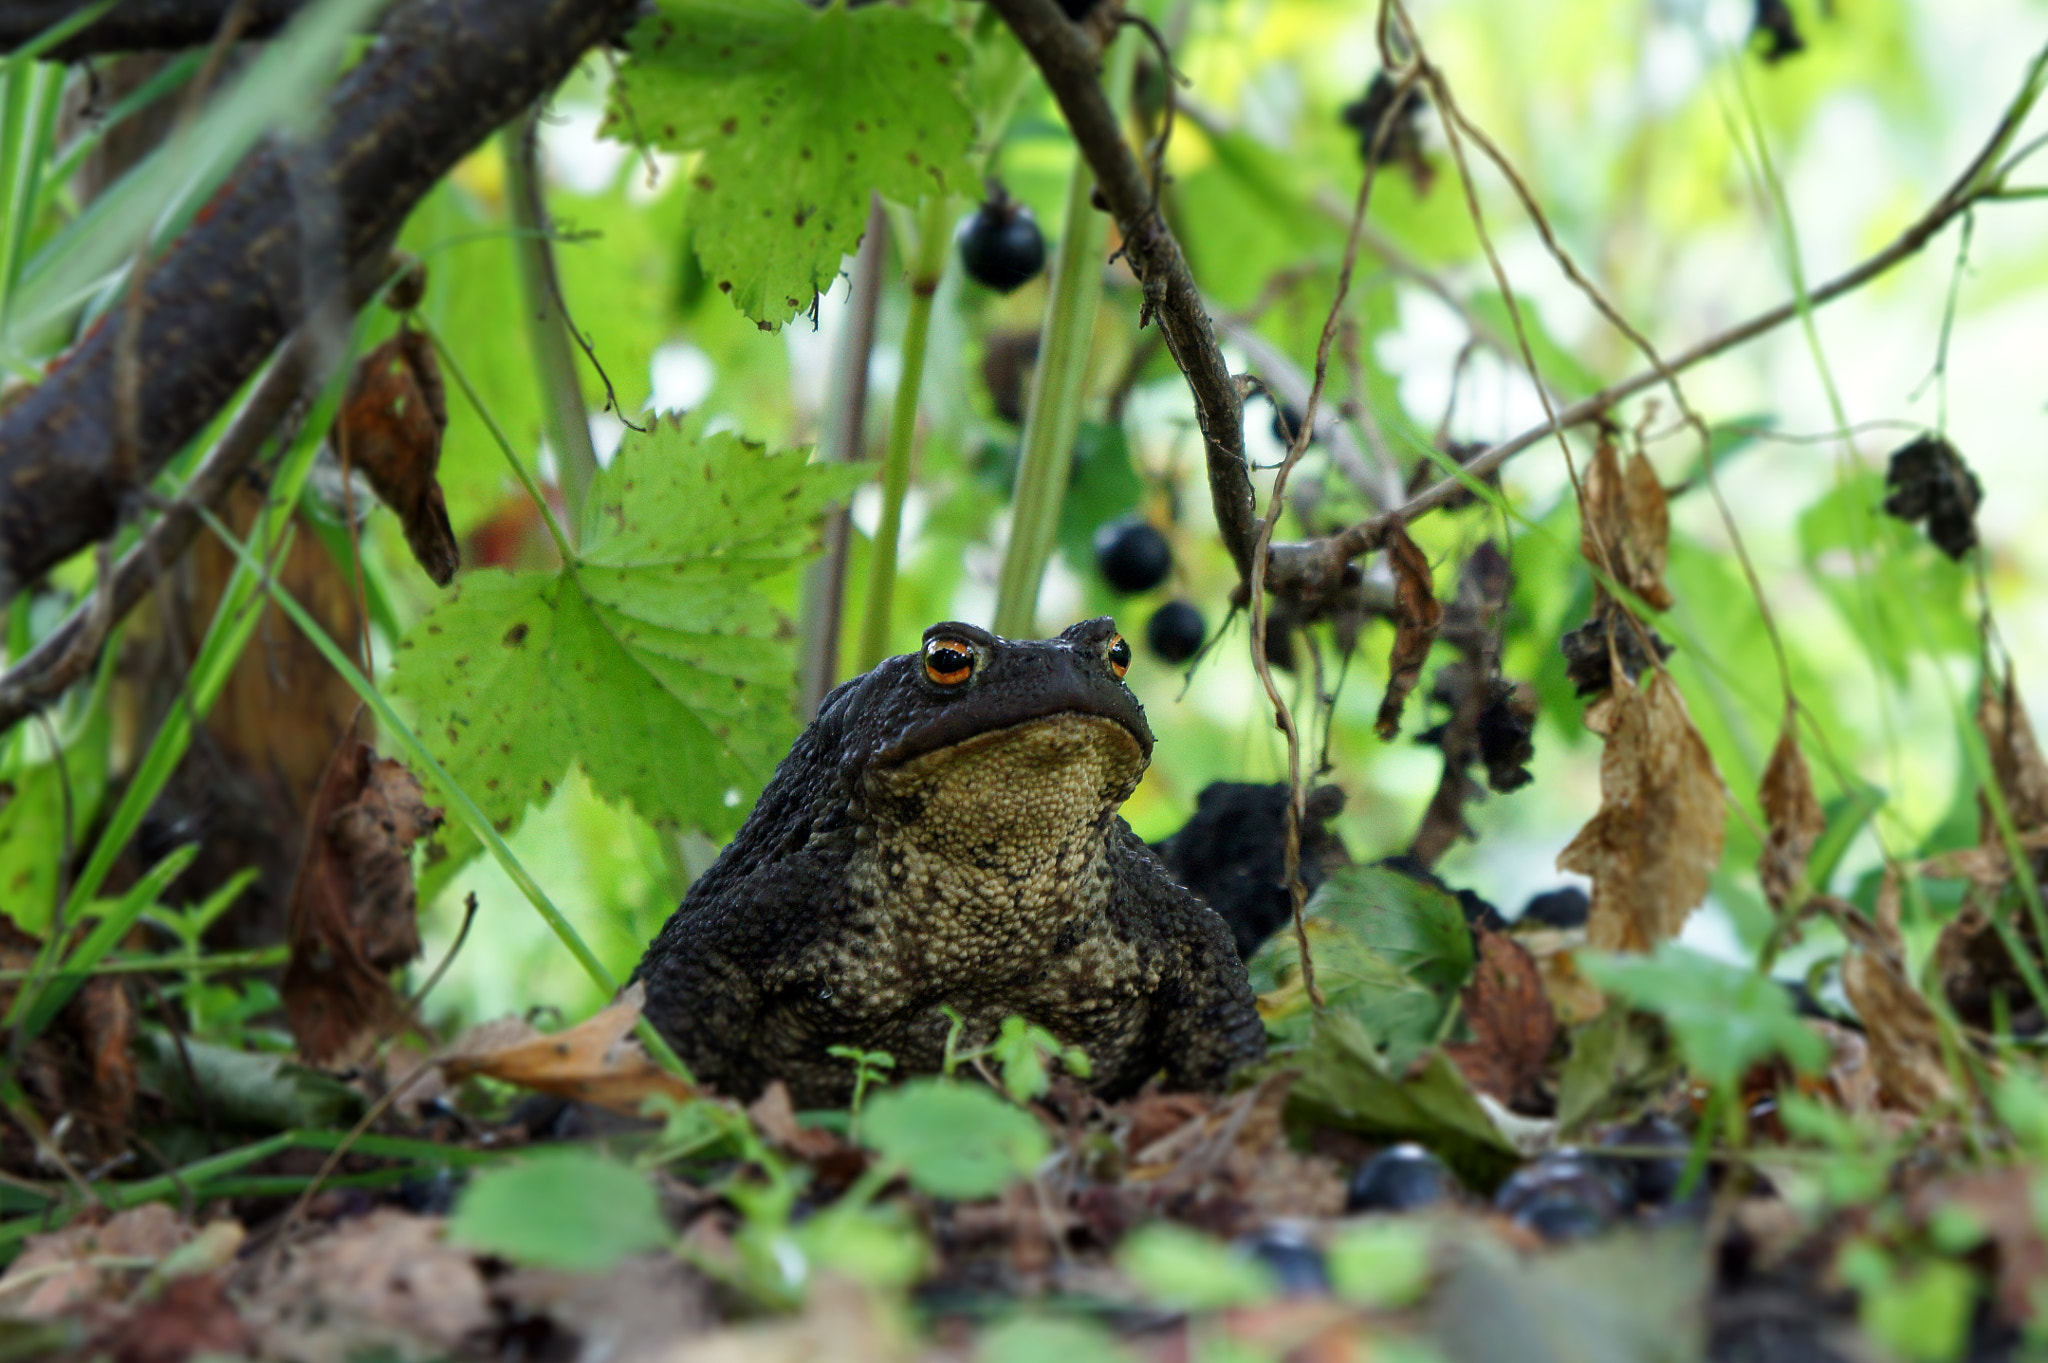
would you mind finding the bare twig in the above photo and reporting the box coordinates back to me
[985,0,1257,578]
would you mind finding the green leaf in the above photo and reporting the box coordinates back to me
[1284,1011,1548,1186]
[1580,944,1829,1091]
[447,1148,672,1271]
[1327,1220,1435,1308]
[980,1316,1138,1363]
[0,692,109,935]
[608,0,977,326]
[1250,866,1474,1060]
[1117,1224,1277,1310]
[387,417,864,839]
[1307,866,1477,995]
[860,1079,1050,1200]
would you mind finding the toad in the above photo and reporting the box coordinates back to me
[635,618,1266,1107]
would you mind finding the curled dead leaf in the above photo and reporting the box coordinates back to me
[283,740,443,1065]
[1758,718,1826,912]
[1445,927,1558,1111]
[1830,902,1961,1113]
[437,982,693,1116]
[1558,667,1726,952]
[1375,524,1444,740]
[338,327,458,586]
[1979,661,2048,838]
[0,918,136,1170]
[1579,431,1674,611]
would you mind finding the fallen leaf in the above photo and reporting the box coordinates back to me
[749,1080,851,1164]
[1558,668,1727,952]
[282,739,443,1064]
[243,1210,491,1362]
[337,326,458,585]
[98,1273,252,1363]
[438,981,693,1115]
[1758,718,1826,911]
[0,1205,191,1320]
[1445,927,1558,1111]
[1579,432,1674,611]
[1375,525,1444,740]
[1933,905,2046,1032]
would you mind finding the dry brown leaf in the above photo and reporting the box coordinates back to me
[1828,900,1959,1113]
[749,1081,852,1165]
[98,1272,253,1363]
[243,1210,491,1363]
[0,1205,192,1320]
[1558,668,1727,951]
[283,740,443,1064]
[438,981,693,1115]
[1445,927,1558,1109]
[1375,524,1444,740]
[1758,719,1827,912]
[1578,432,1673,611]
[337,327,458,586]
[1515,929,1609,1026]
[1979,661,2048,838]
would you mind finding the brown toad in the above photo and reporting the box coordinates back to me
[634,618,1265,1107]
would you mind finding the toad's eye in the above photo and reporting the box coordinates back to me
[923,638,976,686]
[1106,633,1131,679]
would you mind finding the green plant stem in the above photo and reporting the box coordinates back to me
[992,28,1137,637]
[0,947,287,983]
[501,106,598,531]
[428,326,577,563]
[855,192,950,671]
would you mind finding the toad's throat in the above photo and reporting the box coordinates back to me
[853,713,1146,925]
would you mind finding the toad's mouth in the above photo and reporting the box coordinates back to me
[866,712,1148,815]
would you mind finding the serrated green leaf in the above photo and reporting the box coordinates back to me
[388,419,864,839]
[447,1148,672,1271]
[1117,1224,1279,1310]
[1307,866,1477,995]
[860,1079,1050,1200]
[608,0,976,325]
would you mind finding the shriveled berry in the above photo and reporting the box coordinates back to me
[1348,1142,1456,1213]
[1235,1226,1329,1296]
[957,197,1047,294]
[1094,518,1172,594]
[1147,600,1205,664]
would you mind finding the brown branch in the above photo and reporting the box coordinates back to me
[0,1,313,61]
[984,0,1257,579]
[0,329,325,736]
[0,0,643,603]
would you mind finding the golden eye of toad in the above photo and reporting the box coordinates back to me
[1107,634,1131,679]
[924,639,975,685]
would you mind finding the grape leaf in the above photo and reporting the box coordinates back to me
[387,417,863,839]
[606,0,976,326]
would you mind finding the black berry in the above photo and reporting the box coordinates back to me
[1269,398,1308,448]
[1146,600,1205,663]
[1495,1150,1630,1242]
[1882,433,1981,561]
[957,196,1046,294]
[1094,518,1172,593]
[1598,1115,1694,1210]
[1234,1226,1329,1296]
[1519,886,1589,930]
[1347,1143,1456,1213]
[1057,0,1100,16]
